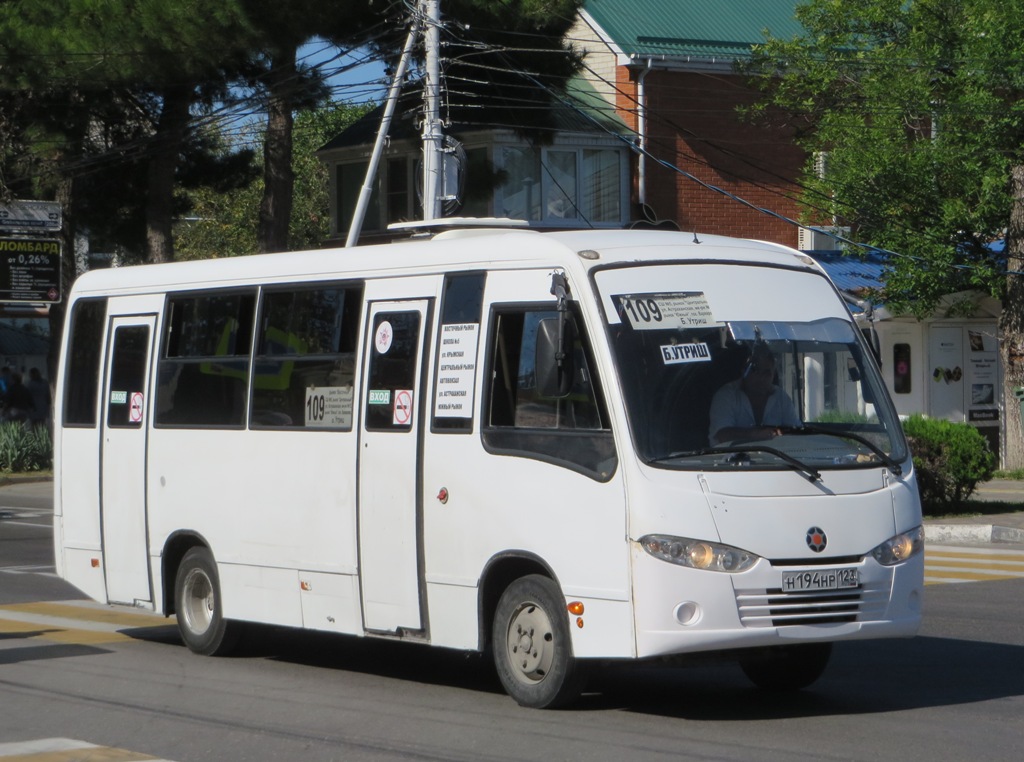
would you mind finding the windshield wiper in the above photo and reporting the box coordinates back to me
[696,445,821,482]
[785,424,903,476]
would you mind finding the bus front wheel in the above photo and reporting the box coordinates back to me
[174,547,239,656]
[739,642,832,691]
[492,574,586,708]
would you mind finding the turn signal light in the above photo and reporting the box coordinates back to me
[566,601,585,615]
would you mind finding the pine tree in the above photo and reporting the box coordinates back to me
[238,0,381,253]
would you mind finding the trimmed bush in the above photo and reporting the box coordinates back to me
[902,414,995,514]
[0,422,52,473]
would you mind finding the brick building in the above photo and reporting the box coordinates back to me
[574,0,806,245]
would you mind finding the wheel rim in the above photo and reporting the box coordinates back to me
[504,600,555,685]
[181,567,214,636]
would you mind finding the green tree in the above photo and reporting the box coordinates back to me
[237,0,381,254]
[1,0,260,377]
[175,102,372,259]
[745,0,1024,466]
[0,0,258,262]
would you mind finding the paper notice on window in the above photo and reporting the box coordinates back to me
[434,323,479,418]
[615,292,717,330]
[305,386,353,428]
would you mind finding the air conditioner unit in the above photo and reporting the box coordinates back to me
[798,226,850,251]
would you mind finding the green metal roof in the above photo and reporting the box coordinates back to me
[584,0,804,61]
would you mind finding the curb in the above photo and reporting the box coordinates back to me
[925,523,1024,545]
[993,525,1024,543]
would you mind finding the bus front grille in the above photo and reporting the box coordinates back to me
[735,582,889,627]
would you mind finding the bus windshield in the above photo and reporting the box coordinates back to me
[598,273,907,472]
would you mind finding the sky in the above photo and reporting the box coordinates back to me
[301,38,390,105]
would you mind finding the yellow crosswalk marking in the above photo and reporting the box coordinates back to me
[0,738,172,762]
[1,601,169,628]
[0,601,174,646]
[925,545,1024,585]
[1,748,157,762]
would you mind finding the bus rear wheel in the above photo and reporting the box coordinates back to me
[174,546,239,656]
[492,574,586,709]
[739,642,832,691]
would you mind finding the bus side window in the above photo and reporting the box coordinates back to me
[483,307,615,481]
[365,310,422,431]
[155,290,256,428]
[251,283,362,430]
[487,310,603,430]
[63,298,107,426]
[107,326,150,428]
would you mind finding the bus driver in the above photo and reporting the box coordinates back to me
[708,344,801,445]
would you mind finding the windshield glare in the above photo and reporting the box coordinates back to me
[607,314,907,471]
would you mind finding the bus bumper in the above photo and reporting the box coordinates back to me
[630,545,924,659]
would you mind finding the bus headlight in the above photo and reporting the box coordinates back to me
[639,535,758,573]
[871,526,924,566]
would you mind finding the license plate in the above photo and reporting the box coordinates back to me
[781,568,859,592]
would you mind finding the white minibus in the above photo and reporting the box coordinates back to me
[53,226,923,707]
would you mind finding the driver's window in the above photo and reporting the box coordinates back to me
[487,310,603,430]
[483,306,615,481]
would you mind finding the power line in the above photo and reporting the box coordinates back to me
[6,5,1015,283]
[446,27,1018,280]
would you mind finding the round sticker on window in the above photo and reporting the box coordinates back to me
[374,320,394,354]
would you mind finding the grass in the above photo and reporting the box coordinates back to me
[0,470,52,485]
[918,472,1024,519]
[931,501,1020,519]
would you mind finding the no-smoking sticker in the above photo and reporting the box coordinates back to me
[393,389,413,426]
[129,391,144,423]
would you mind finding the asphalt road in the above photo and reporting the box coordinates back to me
[2,480,1023,761]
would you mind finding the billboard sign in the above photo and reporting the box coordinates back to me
[0,237,61,303]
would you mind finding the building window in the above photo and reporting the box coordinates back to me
[460,148,492,217]
[893,343,912,394]
[497,145,622,225]
[336,142,624,232]
[582,149,621,222]
[386,157,415,224]
[499,147,542,220]
[337,157,419,234]
[337,162,380,235]
[544,150,578,220]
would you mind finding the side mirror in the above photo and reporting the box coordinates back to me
[535,317,576,398]
[862,326,881,365]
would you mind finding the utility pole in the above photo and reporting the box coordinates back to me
[344,0,445,246]
[345,11,423,247]
[421,0,444,221]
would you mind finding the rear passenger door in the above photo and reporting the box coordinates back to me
[357,299,432,633]
[101,314,156,605]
